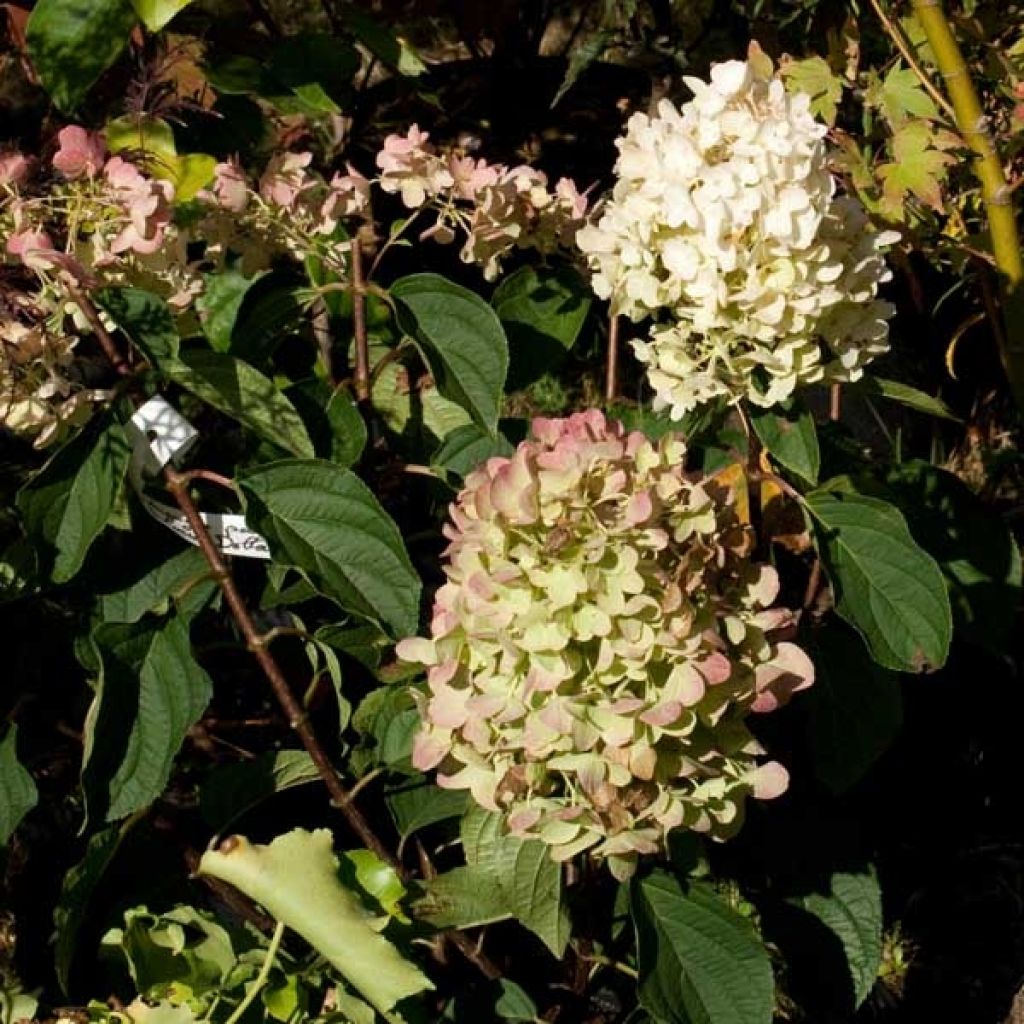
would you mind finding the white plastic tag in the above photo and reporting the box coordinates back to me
[126,396,271,560]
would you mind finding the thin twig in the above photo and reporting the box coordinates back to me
[224,921,286,1024]
[351,237,371,405]
[605,314,620,404]
[175,468,237,492]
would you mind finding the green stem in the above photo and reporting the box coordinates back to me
[222,920,285,1024]
[911,0,1024,409]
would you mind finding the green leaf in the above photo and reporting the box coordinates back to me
[632,870,774,1024]
[0,726,37,846]
[419,806,569,956]
[806,485,952,672]
[97,287,180,365]
[98,546,211,624]
[878,120,955,217]
[199,828,433,1014]
[386,782,468,842]
[105,114,177,171]
[881,461,1022,652]
[750,398,819,484]
[780,55,843,125]
[55,818,138,993]
[332,2,426,75]
[267,33,359,114]
[17,411,132,583]
[551,27,611,107]
[432,424,514,478]
[793,868,882,1008]
[492,265,591,389]
[200,750,320,830]
[859,377,960,422]
[350,685,420,775]
[871,65,939,125]
[239,460,421,637]
[373,357,473,441]
[129,0,194,30]
[26,0,137,111]
[392,274,509,435]
[166,351,314,458]
[195,268,268,353]
[326,386,368,468]
[804,624,902,793]
[82,615,213,822]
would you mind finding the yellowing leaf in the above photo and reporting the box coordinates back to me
[780,56,843,125]
[877,120,956,218]
[868,66,939,126]
[130,0,194,31]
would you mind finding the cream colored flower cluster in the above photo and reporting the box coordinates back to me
[398,411,813,879]
[577,55,898,415]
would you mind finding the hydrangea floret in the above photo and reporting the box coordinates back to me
[576,49,900,416]
[397,411,813,879]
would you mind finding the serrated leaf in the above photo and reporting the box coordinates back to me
[751,398,819,484]
[881,461,1022,652]
[325,386,368,468]
[200,751,320,830]
[55,819,137,993]
[780,55,843,125]
[392,274,509,435]
[17,411,132,583]
[492,265,591,389]
[239,460,421,637]
[166,351,314,458]
[97,287,180,365]
[0,726,37,846]
[195,268,268,353]
[878,120,955,217]
[82,615,213,823]
[632,870,774,1024]
[199,828,433,1013]
[804,623,902,793]
[432,424,514,478]
[373,357,472,441]
[98,546,211,624]
[794,868,882,1008]
[806,486,952,672]
[386,782,468,842]
[871,65,939,126]
[129,0,193,30]
[552,27,611,107]
[419,806,569,956]
[26,0,137,111]
[858,377,960,421]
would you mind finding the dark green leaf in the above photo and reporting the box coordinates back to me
[432,424,514,478]
[386,782,468,841]
[54,819,137,993]
[18,411,132,583]
[129,0,194,30]
[200,750,320,829]
[239,460,421,637]
[97,287,180,365]
[326,386,368,468]
[794,868,882,1009]
[350,686,420,775]
[632,870,774,1024]
[194,268,267,353]
[806,486,952,672]
[551,28,611,107]
[881,461,1022,652]
[392,274,509,435]
[82,615,213,823]
[751,398,819,484]
[332,2,426,75]
[493,265,591,389]
[267,33,359,114]
[0,726,37,846]
[804,624,902,793]
[26,0,136,111]
[97,546,210,624]
[166,351,314,458]
[858,377,960,422]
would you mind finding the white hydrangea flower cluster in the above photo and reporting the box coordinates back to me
[577,53,899,415]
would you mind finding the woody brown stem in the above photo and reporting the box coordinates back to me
[605,314,620,404]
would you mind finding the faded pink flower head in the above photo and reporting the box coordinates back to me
[0,151,32,187]
[52,126,106,179]
[319,164,371,232]
[376,125,454,208]
[104,156,174,255]
[259,151,313,211]
[210,160,249,213]
[398,410,813,879]
[6,227,58,271]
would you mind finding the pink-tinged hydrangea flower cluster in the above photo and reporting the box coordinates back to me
[577,52,899,416]
[398,411,813,879]
[375,124,588,280]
